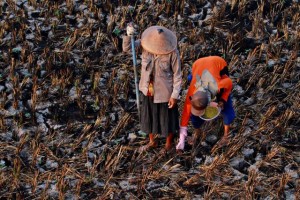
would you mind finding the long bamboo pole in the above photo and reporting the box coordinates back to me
[130,36,140,119]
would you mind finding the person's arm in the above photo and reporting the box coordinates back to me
[180,61,198,126]
[218,66,231,103]
[170,49,182,100]
[122,36,141,53]
[177,63,197,151]
[218,77,232,102]
[180,93,192,127]
[180,79,197,127]
[176,88,192,151]
[122,24,141,53]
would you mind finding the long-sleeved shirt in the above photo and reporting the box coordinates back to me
[181,56,233,126]
[123,36,182,103]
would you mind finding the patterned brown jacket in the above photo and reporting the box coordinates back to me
[122,36,182,103]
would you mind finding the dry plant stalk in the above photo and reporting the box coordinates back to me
[31,138,40,167]
[109,112,132,141]
[31,83,38,113]
[31,170,39,194]
[277,173,292,198]
[12,75,20,109]
[0,115,5,130]
[40,173,52,199]
[72,124,93,151]
[245,169,259,199]
[184,155,228,186]
[56,165,68,199]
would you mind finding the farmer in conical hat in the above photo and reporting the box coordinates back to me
[176,56,235,153]
[123,24,182,152]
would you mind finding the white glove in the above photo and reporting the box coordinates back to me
[126,23,135,36]
[176,126,188,150]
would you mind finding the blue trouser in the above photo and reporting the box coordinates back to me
[191,95,235,129]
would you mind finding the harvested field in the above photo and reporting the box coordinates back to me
[0,0,299,199]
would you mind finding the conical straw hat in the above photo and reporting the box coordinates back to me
[141,26,177,55]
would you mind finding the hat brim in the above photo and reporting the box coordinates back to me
[191,106,205,117]
[141,26,177,55]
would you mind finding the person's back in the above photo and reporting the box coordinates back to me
[192,56,228,82]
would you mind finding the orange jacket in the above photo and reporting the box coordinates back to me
[180,56,233,127]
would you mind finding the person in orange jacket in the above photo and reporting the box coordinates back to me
[176,56,235,152]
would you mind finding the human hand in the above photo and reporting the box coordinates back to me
[168,98,177,109]
[218,101,224,110]
[126,22,135,36]
[176,127,187,152]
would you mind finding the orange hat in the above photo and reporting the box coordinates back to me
[190,91,209,116]
[141,26,177,55]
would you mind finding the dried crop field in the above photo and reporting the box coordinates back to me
[0,0,299,199]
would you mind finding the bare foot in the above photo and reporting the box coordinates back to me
[149,140,158,148]
[165,143,172,151]
[187,129,204,145]
[176,149,184,155]
[138,141,158,153]
[186,136,193,145]
[217,136,229,147]
[158,148,168,156]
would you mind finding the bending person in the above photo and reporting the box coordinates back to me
[176,56,235,152]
